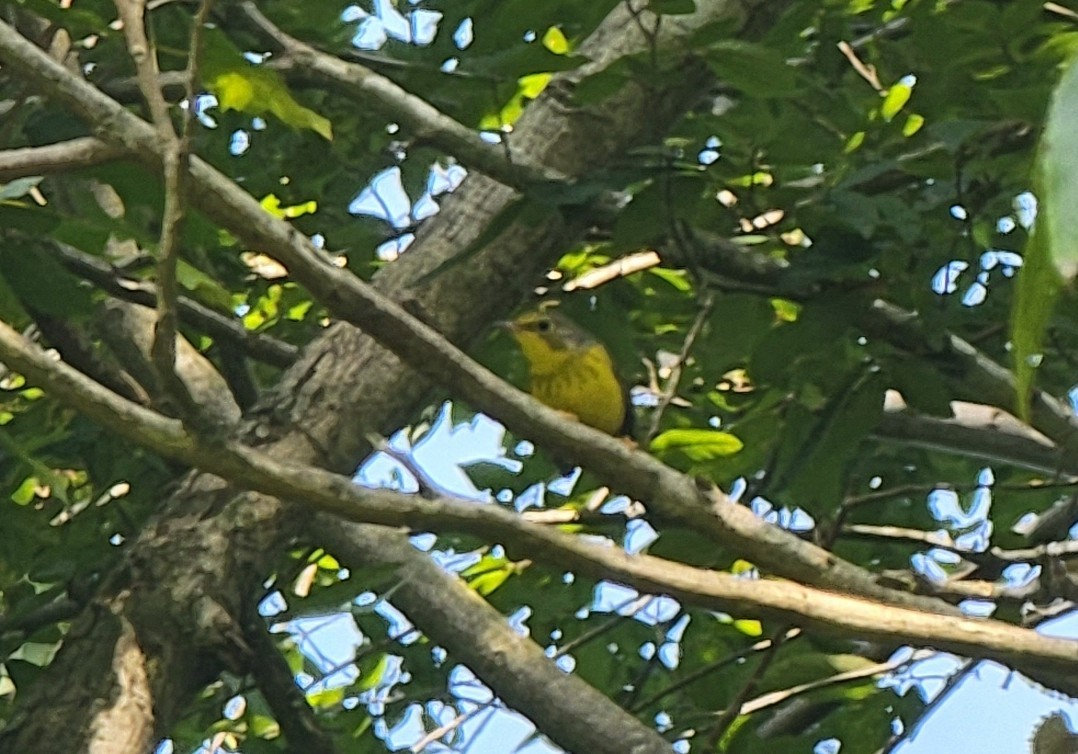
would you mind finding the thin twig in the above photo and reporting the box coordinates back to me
[703,626,789,749]
[115,0,209,422]
[630,628,803,713]
[552,595,655,660]
[836,40,883,92]
[410,701,497,753]
[741,648,936,717]
[644,295,714,443]
[561,250,662,292]
[366,432,458,500]
[880,660,974,753]
[1045,2,1078,22]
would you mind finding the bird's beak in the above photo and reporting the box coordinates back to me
[497,320,517,332]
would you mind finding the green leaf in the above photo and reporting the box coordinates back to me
[176,259,234,312]
[355,652,390,692]
[880,79,913,122]
[1010,227,1059,420]
[1040,53,1078,281]
[703,40,798,97]
[650,428,744,460]
[0,244,94,319]
[460,553,521,596]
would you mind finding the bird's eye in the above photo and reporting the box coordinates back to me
[536,318,552,332]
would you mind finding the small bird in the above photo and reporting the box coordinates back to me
[504,309,633,437]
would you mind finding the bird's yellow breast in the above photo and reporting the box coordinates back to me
[527,343,627,436]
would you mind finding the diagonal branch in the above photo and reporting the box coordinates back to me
[318,524,673,754]
[42,239,297,368]
[2,318,1078,696]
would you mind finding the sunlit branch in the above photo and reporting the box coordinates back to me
[1,319,1078,696]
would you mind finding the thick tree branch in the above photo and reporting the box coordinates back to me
[876,405,1078,476]
[320,524,673,754]
[0,136,124,181]
[1,319,1077,697]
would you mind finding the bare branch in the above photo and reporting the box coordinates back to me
[2,320,1078,696]
[115,0,203,422]
[644,293,713,443]
[0,137,124,181]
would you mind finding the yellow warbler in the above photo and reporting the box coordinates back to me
[505,309,632,437]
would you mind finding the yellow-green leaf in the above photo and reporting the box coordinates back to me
[203,29,332,140]
[356,653,390,692]
[261,194,318,219]
[880,76,915,122]
[902,112,925,136]
[650,428,743,460]
[1010,226,1060,420]
[1040,53,1078,281]
[306,685,346,709]
[461,553,523,596]
[176,259,234,312]
[732,619,762,637]
[542,26,569,55]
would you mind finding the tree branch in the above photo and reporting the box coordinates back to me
[875,405,1078,476]
[0,137,124,181]
[1,319,1077,696]
[241,614,340,754]
[41,238,297,368]
[319,524,673,754]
